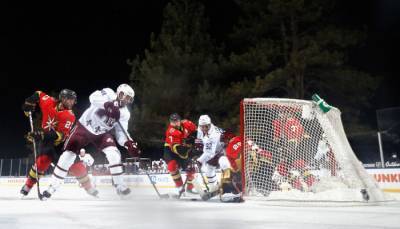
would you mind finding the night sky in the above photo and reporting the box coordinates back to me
[1,1,399,158]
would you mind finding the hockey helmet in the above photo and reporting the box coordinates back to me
[169,113,182,122]
[59,89,77,101]
[116,83,135,106]
[198,114,211,126]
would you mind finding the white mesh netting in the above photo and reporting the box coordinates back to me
[241,98,390,204]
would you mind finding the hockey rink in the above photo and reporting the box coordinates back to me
[1,184,400,229]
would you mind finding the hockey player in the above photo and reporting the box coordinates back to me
[219,130,243,202]
[164,113,198,195]
[194,115,231,200]
[20,89,97,197]
[42,84,140,199]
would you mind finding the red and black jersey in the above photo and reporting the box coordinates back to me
[272,117,304,140]
[164,119,197,149]
[226,136,242,172]
[38,91,75,144]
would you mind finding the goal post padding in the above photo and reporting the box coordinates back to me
[240,98,389,204]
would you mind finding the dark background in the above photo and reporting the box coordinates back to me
[1,1,399,158]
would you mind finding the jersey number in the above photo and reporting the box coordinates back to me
[232,142,241,150]
[65,121,72,129]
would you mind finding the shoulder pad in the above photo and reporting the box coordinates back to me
[101,88,116,96]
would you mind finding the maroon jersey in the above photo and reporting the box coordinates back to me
[164,120,197,149]
[38,91,75,143]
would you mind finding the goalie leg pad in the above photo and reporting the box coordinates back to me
[220,193,243,203]
[221,168,236,194]
[218,156,231,170]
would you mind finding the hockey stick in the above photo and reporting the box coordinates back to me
[28,112,44,200]
[194,161,209,192]
[116,121,170,199]
[192,160,221,201]
[175,163,193,199]
[145,170,170,199]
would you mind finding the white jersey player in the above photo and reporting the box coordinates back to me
[43,84,140,199]
[195,115,231,198]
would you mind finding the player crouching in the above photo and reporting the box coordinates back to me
[193,115,241,202]
[219,130,244,203]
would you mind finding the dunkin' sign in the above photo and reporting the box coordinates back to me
[366,168,400,192]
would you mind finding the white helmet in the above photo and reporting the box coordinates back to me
[198,114,211,126]
[116,83,135,106]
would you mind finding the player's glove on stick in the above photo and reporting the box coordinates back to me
[22,91,40,116]
[125,140,140,157]
[27,130,60,144]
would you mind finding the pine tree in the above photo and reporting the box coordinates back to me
[221,0,381,132]
[128,0,220,146]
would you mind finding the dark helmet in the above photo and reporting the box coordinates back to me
[59,89,77,101]
[221,129,236,143]
[169,113,181,122]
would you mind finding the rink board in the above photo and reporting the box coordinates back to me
[0,168,399,196]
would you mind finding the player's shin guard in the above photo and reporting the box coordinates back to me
[69,162,98,197]
[45,150,77,197]
[103,146,130,196]
[167,160,183,189]
[185,166,196,193]
[221,168,234,193]
[21,155,52,195]
[205,164,218,192]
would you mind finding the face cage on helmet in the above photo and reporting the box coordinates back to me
[118,92,134,105]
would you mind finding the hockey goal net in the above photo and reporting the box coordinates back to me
[240,98,389,204]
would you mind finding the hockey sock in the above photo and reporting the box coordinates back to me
[186,171,195,190]
[26,154,52,188]
[69,162,93,190]
[47,150,76,194]
[168,160,183,188]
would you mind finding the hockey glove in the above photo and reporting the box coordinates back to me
[103,101,120,120]
[194,138,204,152]
[27,130,60,144]
[124,140,140,157]
[22,91,40,116]
[183,131,197,146]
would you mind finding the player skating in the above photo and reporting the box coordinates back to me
[164,113,198,196]
[20,89,98,197]
[42,84,140,199]
[194,115,231,200]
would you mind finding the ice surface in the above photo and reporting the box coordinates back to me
[1,184,400,229]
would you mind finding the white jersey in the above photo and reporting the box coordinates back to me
[79,88,132,146]
[196,124,224,164]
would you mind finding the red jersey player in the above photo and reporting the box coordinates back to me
[220,130,243,202]
[164,113,198,195]
[272,111,305,144]
[20,89,98,197]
